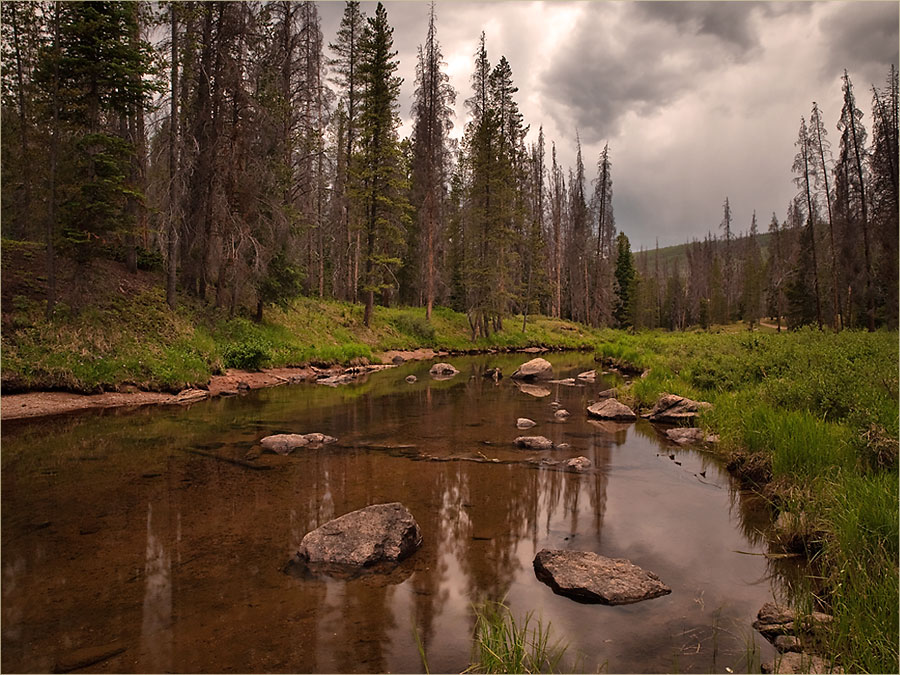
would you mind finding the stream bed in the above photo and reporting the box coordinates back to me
[1,352,796,673]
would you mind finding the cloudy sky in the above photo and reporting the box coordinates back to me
[318,1,898,249]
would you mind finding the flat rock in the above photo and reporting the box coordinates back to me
[576,370,597,383]
[761,652,842,674]
[317,373,360,387]
[645,394,712,423]
[517,417,537,429]
[511,357,553,380]
[665,427,718,445]
[596,388,617,399]
[533,549,671,605]
[174,388,210,404]
[296,502,422,567]
[587,399,637,421]
[260,433,337,455]
[514,436,554,450]
[429,363,459,379]
[549,378,578,386]
[753,602,834,640]
[565,456,591,471]
[515,382,552,398]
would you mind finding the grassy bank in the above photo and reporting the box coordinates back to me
[1,266,601,394]
[598,329,899,673]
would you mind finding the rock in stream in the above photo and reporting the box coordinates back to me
[533,548,671,605]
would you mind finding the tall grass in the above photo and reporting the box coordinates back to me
[464,600,570,674]
[592,328,899,673]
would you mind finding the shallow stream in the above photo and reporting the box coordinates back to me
[1,353,795,673]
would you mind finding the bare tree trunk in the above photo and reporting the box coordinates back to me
[166,3,179,310]
[10,3,31,240]
[46,3,61,320]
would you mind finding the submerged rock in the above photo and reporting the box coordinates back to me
[405,375,417,383]
[576,370,597,383]
[548,378,578,386]
[514,436,554,450]
[260,433,337,455]
[483,367,503,380]
[645,394,712,423]
[514,382,552,398]
[533,549,671,605]
[664,427,718,445]
[511,357,553,380]
[296,502,422,567]
[429,363,459,379]
[587,399,637,421]
[516,417,537,429]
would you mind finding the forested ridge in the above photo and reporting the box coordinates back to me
[1,1,897,334]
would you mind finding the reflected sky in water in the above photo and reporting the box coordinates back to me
[1,353,792,673]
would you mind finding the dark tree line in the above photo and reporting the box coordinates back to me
[2,3,894,333]
[634,67,898,332]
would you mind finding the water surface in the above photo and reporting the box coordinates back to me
[2,353,791,673]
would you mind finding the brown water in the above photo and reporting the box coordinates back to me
[1,353,793,673]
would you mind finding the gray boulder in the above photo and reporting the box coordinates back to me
[596,388,617,399]
[565,456,592,471]
[645,394,712,423]
[297,502,422,567]
[429,363,459,378]
[587,399,637,421]
[511,357,553,380]
[516,417,537,429]
[261,433,337,455]
[533,549,671,605]
[514,436,554,450]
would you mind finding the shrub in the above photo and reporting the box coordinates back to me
[223,337,271,371]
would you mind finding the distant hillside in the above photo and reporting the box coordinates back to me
[634,232,772,273]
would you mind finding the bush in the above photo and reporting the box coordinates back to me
[223,337,271,371]
[391,312,436,343]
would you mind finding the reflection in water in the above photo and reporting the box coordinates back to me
[139,502,172,673]
[1,353,793,673]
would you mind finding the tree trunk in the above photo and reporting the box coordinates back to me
[166,3,178,310]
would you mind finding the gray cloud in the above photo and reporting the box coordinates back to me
[630,1,763,54]
[819,3,899,86]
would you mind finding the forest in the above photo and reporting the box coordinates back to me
[2,1,896,335]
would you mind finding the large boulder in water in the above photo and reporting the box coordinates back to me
[511,357,553,380]
[645,394,711,423]
[533,549,671,605]
[587,399,637,421]
[297,502,423,567]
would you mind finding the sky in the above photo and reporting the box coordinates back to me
[317,1,899,250]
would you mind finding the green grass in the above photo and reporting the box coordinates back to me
[591,327,899,674]
[464,600,571,674]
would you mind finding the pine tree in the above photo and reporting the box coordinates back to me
[810,101,842,329]
[591,143,615,326]
[613,231,636,328]
[792,116,823,328]
[356,2,410,326]
[409,3,455,318]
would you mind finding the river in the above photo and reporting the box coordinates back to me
[1,352,795,673]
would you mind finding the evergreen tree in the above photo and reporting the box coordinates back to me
[613,231,636,328]
[356,2,410,326]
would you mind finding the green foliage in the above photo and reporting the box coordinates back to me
[256,249,304,312]
[389,312,436,344]
[465,600,569,674]
[222,336,271,371]
[613,231,636,328]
